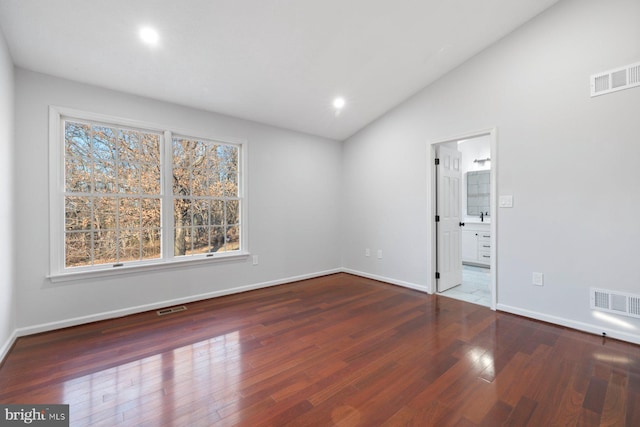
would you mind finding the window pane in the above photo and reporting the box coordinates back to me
[204,144,220,170]
[193,200,209,227]
[141,133,160,161]
[211,227,225,253]
[193,226,210,254]
[92,126,117,193]
[174,227,191,256]
[211,200,224,225]
[118,161,140,193]
[65,122,93,193]
[141,198,161,228]
[226,226,240,252]
[140,162,160,194]
[174,199,192,228]
[219,145,238,168]
[220,145,239,197]
[119,198,141,230]
[66,155,91,193]
[223,172,238,197]
[65,197,91,231]
[173,167,189,195]
[93,197,117,230]
[191,141,207,168]
[65,232,92,267]
[226,200,239,226]
[93,230,117,265]
[65,122,91,159]
[92,126,116,163]
[118,129,140,165]
[172,138,190,169]
[120,230,141,262]
[93,159,116,193]
[210,175,224,197]
[142,228,161,259]
[191,170,209,196]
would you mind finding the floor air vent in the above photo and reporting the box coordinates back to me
[590,288,640,319]
[590,61,640,97]
[157,305,187,316]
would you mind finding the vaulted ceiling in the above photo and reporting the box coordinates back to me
[0,0,559,140]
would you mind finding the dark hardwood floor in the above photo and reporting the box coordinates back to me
[1,273,639,426]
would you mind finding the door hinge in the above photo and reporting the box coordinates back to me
[435,215,440,222]
[435,272,440,279]
[435,158,440,165]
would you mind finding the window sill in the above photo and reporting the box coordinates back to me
[48,252,251,283]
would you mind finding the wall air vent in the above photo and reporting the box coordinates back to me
[590,61,640,97]
[156,305,187,316]
[590,288,640,319]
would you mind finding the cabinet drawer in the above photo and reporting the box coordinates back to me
[478,251,491,264]
[478,233,491,241]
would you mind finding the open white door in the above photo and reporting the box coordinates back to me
[436,145,463,292]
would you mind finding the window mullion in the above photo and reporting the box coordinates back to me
[50,112,64,274]
[162,130,175,259]
[89,125,96,266]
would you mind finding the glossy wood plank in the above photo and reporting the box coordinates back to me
[1,273,639,426]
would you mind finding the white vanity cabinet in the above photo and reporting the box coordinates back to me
[462,223,491,266]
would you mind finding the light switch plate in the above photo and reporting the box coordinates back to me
[499,195,513,208]
[532,272,544,286]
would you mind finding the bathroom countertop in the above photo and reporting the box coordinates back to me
[464,218,491,225]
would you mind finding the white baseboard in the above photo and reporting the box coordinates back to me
[0,329,17,365]
[497,303,640,346]
[15,268,342,338]
[341,268,429,293]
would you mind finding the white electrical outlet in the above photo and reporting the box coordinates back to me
[252,255,259,266]
[377,249,383,259]
[532,272,544,286]
[365,248,370,257]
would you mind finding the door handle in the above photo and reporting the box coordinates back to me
[459,222,465,227]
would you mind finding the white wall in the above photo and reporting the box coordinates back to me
[14,69,342,333]
[342,0,640,342]
[0,27,15,359]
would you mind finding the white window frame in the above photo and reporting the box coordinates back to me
[49,106,249,282]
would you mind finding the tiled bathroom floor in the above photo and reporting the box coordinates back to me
[439,264,491,307]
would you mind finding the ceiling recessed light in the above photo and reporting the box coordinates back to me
[139,27,159,45]
[332,97,346,110]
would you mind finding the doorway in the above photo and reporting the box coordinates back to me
[428,129,497,309]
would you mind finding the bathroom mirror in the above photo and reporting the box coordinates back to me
[466,170,490,217]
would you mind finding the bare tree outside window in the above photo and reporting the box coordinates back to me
[62,118,242,270]
[64,121,162,267]
[172,137,240,256]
